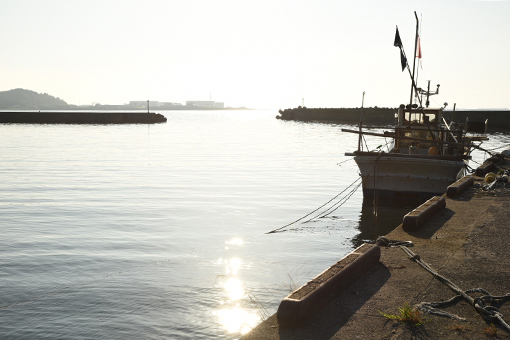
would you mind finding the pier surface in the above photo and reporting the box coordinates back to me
[0,111,167,124]
[242,157,510,339]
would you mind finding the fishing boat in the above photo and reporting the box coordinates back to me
[343,12,488,204]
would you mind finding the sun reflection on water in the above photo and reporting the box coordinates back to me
[225,257,241,275]
[223,277,245,300]
[225,238,243,246]
[215,238,262,336]
[216,307,260,334]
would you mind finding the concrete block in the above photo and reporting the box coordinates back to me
[447,176,475,198]
[475,162,496,177]
[277,243,380,328]
[403,196,446,231]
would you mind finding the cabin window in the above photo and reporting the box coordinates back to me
[398,130,434,149]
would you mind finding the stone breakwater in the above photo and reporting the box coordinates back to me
[0,111,167,124]
[277,107,510,130]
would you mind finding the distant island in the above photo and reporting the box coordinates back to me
[0,88,249,111]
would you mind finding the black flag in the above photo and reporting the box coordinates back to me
[400,50,407,72]
[394,27,402,47]
[394,26,406,71]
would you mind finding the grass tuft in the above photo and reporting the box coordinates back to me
[379,303,425,326]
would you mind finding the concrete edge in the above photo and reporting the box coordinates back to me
[475,162,496,176]
[402,196,446,232]
[447,175,475,198]
[276,243,380,328]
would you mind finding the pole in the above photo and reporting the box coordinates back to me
[409,11,419,108]
[425,80,431,108]
[358,91,365,152]
[147,100,149,113]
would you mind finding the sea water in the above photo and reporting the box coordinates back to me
[0,110,507,339]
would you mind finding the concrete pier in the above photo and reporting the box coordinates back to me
[242,154,510,339]
[0,111,167,124]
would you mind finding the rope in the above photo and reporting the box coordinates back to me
[373,152,383,217]
[376,236,414,248]
[311,181,362,220]
[266,177,362,234]
[399,246,510,332]
[464,163,476,174]
[337,157,354,166]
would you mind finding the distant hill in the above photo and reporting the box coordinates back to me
[0,88,70,110]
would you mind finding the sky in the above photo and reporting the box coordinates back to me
[0,0,509,110]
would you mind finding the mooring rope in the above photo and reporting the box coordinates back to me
[313,181,362,219]
[337,158,354,166]
[398,245,510,332]
[266,177,362,234]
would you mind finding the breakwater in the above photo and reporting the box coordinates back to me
[277,107,395,124]
[277,107,510,129]
[0,111,167,124]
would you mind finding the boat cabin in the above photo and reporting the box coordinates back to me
[393,105,465,156]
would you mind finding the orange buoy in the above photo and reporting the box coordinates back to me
[428,146,439,155]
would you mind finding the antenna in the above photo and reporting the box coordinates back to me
[417,80,440,108]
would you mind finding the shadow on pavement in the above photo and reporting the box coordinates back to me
[277,262,390,339]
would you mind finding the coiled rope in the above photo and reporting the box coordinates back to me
[398,245,510,332]
[266,176,363,234]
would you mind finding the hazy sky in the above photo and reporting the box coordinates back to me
[1,0,509,109]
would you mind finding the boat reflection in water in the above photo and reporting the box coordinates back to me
[351,201,415,249]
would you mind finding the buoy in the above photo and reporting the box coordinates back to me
[428,146,439,155]
[485,172,496,184]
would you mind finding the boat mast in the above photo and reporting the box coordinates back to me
[409,11,420,109]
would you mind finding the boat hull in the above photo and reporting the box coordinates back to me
[353,154,465,204]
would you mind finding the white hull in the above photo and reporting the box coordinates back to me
[354,154,465,200]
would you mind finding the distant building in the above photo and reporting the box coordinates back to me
[186,100,215,108]
[128,100,224,109]
[129,101,160,107]
[129,101,147,108]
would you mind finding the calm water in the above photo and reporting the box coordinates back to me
[1,110,507,339]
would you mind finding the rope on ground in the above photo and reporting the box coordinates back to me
[376,236,414,248]
[399,246,510,332]
[266,177,362,234]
